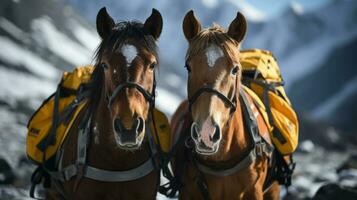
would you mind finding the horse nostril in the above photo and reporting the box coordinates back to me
[191,122,200,141]
[113,118,123,133]
[134,117,145,134]
[211,124,221,143]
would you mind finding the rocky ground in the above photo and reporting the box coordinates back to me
[0,115,356,200]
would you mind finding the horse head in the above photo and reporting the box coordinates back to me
[183,10,247,155]
[94,7,162,150]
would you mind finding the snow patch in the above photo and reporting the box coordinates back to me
[156,87,182,116]
[0,66,56,107]
[226,0,267,22]
[312,76,357,119]
[31,16,92,66]
[291,1,305,15]
[0,36,59,79]
[0,18,27,42]
[69,20,100,52]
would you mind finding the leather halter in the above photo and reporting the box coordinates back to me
[108,81,155,109]
[188,73,239,115]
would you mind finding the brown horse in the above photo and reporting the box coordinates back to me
[45,7,163,199]
[170,11,280,200]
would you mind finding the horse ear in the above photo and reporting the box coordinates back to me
[143,8,163,40]
[182,10,202,41]
[227,12,247,43]
[96,7,115,39]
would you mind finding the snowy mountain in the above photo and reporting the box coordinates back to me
[265,0,357,133]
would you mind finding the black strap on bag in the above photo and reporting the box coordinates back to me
[29,166,45,199]
[158,135,187,197]
[242,78,288,145]
[243,77,296,190]
[30,83,91,199]
[159,115,192,198]
[275,152,295,189]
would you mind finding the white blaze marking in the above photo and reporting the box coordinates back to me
[121,44,138,67]
[205,45,224,68]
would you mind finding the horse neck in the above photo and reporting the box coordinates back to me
[87,87,151,170]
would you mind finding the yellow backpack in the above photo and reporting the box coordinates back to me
[26,66,170,164]
[240,49,299,155]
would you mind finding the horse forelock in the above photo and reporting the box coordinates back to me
[94,21,158,63]
[186,25,240,64]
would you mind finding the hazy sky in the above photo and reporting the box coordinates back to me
[248,0,332,17]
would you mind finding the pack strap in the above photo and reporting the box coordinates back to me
[194,141,270,177]
[48,157,155,183]
[242,77,284,91]
[244,77,288,145]
[261,83,287,145]
[50,117,157,183]
[195,147,257,176]
[48,84,61,146]
[36,89,91,152]
[85,159,155,182]
[159,115,192,197]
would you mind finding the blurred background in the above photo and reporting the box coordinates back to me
[0,0,356,199]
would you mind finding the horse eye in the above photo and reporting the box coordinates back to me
[149,63,156,70]
[101,63,109,69]
[184,63,191,73]
[231,66,239,75]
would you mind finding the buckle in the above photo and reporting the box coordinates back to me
[255,142,265,157]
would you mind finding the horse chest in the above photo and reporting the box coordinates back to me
[181,165,260,200]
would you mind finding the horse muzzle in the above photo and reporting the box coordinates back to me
[191,121,222,155]
[113,117,145,150]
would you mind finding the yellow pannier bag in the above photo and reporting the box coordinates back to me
[27,66,171,164]
[240,49,299,155]
[27,66,94,164]
[150,109,171,153]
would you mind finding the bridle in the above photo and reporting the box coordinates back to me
[187,63,240,115]
[107,81,156,110]
[104,70,157,111]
